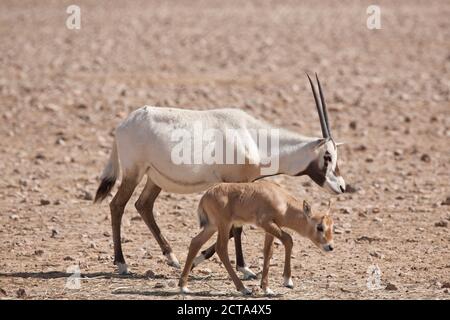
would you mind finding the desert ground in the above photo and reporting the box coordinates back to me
[0,0,449,300]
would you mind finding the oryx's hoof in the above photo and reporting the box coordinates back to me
[238,266,257,280]
[116,262,129,275]
[191,254,206,270]
[283,277,294,289]
[165,252,181,269]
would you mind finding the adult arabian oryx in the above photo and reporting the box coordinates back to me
[94,74,346,277]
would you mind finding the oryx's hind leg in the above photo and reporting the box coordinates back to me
[110,172,141,274]
[135,176,179,268]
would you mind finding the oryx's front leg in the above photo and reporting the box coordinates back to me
[135,177,179,268]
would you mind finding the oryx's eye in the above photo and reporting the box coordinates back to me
[317,224,324,232]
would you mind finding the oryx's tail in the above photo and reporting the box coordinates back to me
[94,139,120,203]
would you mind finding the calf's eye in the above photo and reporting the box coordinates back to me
[317,224,324,232]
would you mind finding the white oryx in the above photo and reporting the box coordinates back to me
[94,74,346,277]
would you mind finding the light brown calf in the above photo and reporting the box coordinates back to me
[179,181,335,295]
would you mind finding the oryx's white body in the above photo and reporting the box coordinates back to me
[106,106,330,194]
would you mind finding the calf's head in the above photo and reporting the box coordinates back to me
[302,200,335,252]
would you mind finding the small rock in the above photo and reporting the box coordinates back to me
[373,217,383,223]
[385,283,398,291]
[441,282,450,289]
[198,268,212,275]
[10,214,19,221]
[435,220,448,228]
[372,207,380,214]
[40,199,51,206]
[333,228,344,234]
[53,199,61,205]
[420,154,431,163]
[0,288,6,296]
[345,184,360,193]
[103,231,110,237]
[358,212,367,218]
[63,256,75,261]
[370,251,383,258]
[16,288,27,298]
[34,249,44,256]
[51,229,59,238]
[153,282,166,289]
[349,121,357,130]
[145,270,156,278]
[35,153,46,160]
[441,197,450,206]
[340,207,352,215]
[80,191,93,201]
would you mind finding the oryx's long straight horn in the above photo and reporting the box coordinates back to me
[306,73,329,139]
[315,73,332,139]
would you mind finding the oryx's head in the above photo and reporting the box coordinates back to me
[299,74,346,194]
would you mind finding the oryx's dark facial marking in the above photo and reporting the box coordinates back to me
[295,158,326,186]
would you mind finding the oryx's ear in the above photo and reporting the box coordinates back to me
[303,200,312,218]
[309,138,327,150]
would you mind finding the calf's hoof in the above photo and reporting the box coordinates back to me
[240,287,253,296]
[180,286,191,294]
[263,288,275,296]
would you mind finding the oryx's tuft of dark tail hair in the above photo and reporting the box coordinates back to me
[94,139,120,203]
[94,177,116,203]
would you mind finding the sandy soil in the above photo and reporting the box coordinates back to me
[0,0,449,300]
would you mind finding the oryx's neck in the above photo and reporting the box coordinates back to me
[259,128,319,178]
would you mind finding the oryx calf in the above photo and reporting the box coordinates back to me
[179,181,335,295]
